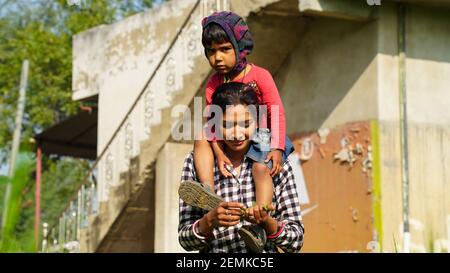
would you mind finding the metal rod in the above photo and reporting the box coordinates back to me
[398,3,410,253]
[35,147,42,250]
[2,59,29,232]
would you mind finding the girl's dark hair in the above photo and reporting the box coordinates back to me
[211,82,259,112]
[202,23,230,47]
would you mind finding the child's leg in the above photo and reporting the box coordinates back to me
[252,162,273,206]
[193,130,215,191]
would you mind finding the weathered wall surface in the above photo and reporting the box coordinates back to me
[275,1,450,252]
[290,122,375,253]
[274,16,378,134]
[374,3,450,252]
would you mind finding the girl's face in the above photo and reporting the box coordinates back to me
[206,41,236,74]
[221,104,257,153]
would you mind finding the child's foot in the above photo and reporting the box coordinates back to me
[178,180,223,211]
[239,225,267,253]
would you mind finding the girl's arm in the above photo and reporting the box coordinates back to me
[179,153,210,251]
[257,68,286,151]
[210,141,232,178]
[204,74,232,177]
[270,162,305,252]
[211,141,225,156]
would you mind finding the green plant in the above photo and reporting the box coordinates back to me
[0,153,35,252]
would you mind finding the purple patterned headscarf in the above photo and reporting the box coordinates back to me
[201,11,254,75]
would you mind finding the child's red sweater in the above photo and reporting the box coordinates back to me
[205,64,286,150]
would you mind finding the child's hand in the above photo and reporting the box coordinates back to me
[217,153,233,178]
[265,149,283,177]
[242,204,275,225]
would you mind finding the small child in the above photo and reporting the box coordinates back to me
[194,11,294,210]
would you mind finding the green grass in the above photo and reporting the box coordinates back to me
[392,235,398,253]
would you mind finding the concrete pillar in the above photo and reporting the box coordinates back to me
[154,142,193,252]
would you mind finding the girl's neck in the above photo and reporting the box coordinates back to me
[225,148,247,166]
[224,64,251,82]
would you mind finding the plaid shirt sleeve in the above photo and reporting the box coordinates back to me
[178,152,210,252]
[269,161,305,253]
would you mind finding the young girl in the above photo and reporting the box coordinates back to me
[194,11,294,209]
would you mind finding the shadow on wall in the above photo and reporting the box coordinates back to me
[188,3,450,135]
[273,15,379,133]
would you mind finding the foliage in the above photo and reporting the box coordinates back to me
[0,0,157,252]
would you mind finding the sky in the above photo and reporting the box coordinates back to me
[0,164,7,176]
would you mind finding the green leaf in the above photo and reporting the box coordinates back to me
[0,175,9,184]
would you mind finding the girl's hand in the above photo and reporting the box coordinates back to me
[265,149,283,177]
[217,152,233,178]
[243,204,275,225]
[199,202,244,236]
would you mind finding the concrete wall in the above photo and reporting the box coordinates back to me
[374,3,450,252]
[274,1,450,252]
[406,6,450,126]
[95,0,198,154]
[274,16,379,134]
[401,5,450,252]
[375,2,403,252]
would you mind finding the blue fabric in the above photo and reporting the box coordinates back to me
[246,128,294,170]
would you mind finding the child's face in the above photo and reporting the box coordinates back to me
[221,104,256,153]
[205,41,236,74]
